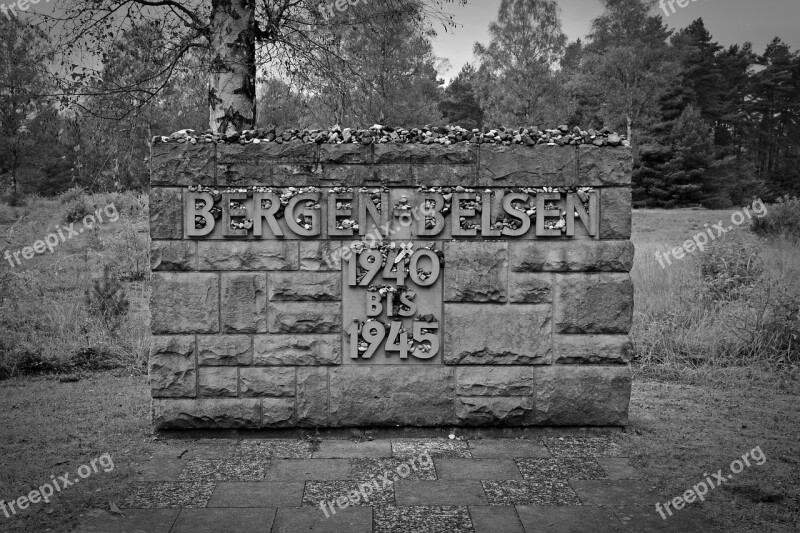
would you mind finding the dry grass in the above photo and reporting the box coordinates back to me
[0,193,149,379]
[627,208,799,532]
[0,373,153,532]
[624,378,799,533]
[632,209,800,385]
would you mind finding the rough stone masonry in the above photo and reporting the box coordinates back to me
[148,127,634,429]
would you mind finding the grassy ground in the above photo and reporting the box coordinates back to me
[0,200,797,531]
[0,193,149,379]
[628,208,799,532]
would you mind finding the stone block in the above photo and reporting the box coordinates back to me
[150,240,196,271]
[268,302,340,334]
[510,241,635,273]
[261,399,295,428]
[374,143,478,165]
[240,368,295,398]
[444,242,508,303]
[553,335,632,364]
[329,367,455,426]
[198,335,253,366]
[600,188,632,239]
[577,146,632,185]
[268,272,341,301]
[253,335,341,366]
[372,164,412,184]
[259,141,318,164]
[222,273,267,333]
[456,367,535,396]
[508,273,553,304]
[153,399,261,429]
[319,143,372,164]
[149,188,183,239]
[198,367,238,398]
[300,241,343,271]
[411,165,480,187]
[297,368,329,427]
[532,366,631,425]
[272,164,319,187]
[456,397,535,426]
[216,143,265,186]
[320,165,376,186]
[150,336,196,398]
[216,142,316,186]
[478,145,578,186]
[151,142,215,186]
[151,273,219,334]
[554,274,633,334]
[444,304,551,365]
[198,242,298,271]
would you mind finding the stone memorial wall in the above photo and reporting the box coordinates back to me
[149,134,634,429]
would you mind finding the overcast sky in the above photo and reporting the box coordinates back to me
[432,0,800,82]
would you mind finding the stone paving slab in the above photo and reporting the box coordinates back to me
[596,457,640,480]
[73,509,180,533]
[613,505,719,532]
[263,459,351,480]
[468,506,525,533]
[544,436,625,457]
[392,438,472,458]
[171,508,276,533]
[304,480,395,507]
[517,505,626,532]
[272,506,372,533]
[516,457,607,482]
[314,439,393,458]
[122,481,215,509]
[468,438,551,459]
[179,457,270,482]
[350,457,437,481]
[235,439,314,459]
[482,480,582,505]
[136,456,188,481]
[206,482,304,508]
[435,458,523,480]
[374,506,473,533]
[570,480,663,507]
[395,480,489,506]
[71,437,724,532]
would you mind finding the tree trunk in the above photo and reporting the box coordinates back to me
[209,0,257,134]
[627,116,633,145]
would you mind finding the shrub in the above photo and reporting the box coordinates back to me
[750,196,800,240]
[698,238,763,302]
[59,186,87,205]
[85,266,130,333]
[61,196,93,224]
[2,190,24,207]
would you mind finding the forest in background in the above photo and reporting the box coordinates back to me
[0,0,797,208]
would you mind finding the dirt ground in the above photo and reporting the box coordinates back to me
[0,372,797,532]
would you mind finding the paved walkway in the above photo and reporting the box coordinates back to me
[72,435,717,532]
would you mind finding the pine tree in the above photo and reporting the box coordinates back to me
[438,64,484,129]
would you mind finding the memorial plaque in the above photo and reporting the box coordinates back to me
[149,136,634,429]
